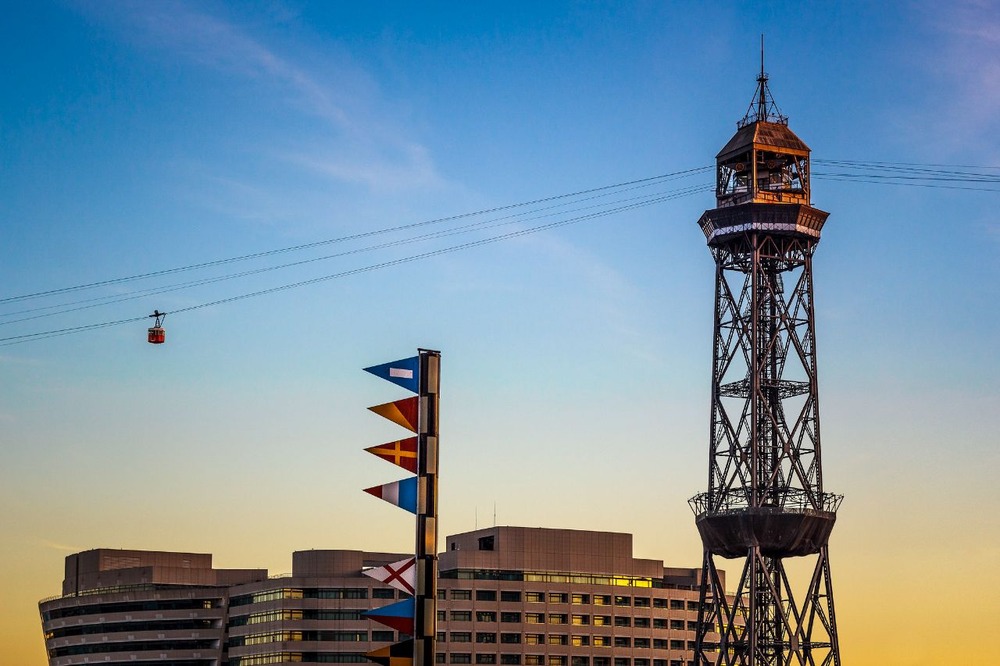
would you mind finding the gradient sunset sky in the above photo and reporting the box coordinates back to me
[2,2,999,664]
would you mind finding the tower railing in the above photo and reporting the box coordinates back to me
[689,488,843,517]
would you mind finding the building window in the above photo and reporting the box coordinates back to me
[525,634,544,645]
[477,633,497,644]
[653,619,667,630]
[500,633,521,644]
[593,636,611,647]
[593,616,611,626]
[452,612,473,622]
[670,641,684,650]
[500,591,521,603]
[373,589,395,599]
[669,601,685,611]
[614,617,631,627]
[477,612,497,622]
[633,597,650,608]
[477,591,497,602]
[653,639,668,649]
[634,618,650,628]
[526,614,544,624]
[614,659,630,666]
[548,593,568,604]
[572,635,590,647]
[653,661,667,666]
[436,655,446,664]
[501,656,522,665]
[438,590,448,600]
[547,634,568,646]
[572,659,590,666]
[438,611,447,622]
[477,655,497,664]
[670,661,683,666]
[452,633,472,643]
[525,657,544,666]
[686,621,698,632]
[453,590,473,600]
[500,613,522,623]
[634,638,650,649]
[593,595,611,606]
[670,620,685,630]
[634,660,649,666]
[593,659,610,666]
[614,596,631,607]
[653,599,668,609]
[526,593,545,603]
[452,655,472,664]
[549,657,566,666]
[571,594,590,605]
[438,632,447,642]
[373,631,395,642]
[571,615,590,626]
[548,614,567,625]
[686,641,697,650]
[686,602,699,612]
[478,536,495,551]
[614,637,631,648]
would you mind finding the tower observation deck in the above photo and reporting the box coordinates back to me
[689,58,843,665]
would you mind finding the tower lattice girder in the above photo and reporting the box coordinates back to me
[690,65,842,666]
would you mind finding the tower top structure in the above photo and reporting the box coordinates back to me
[701,46,824,243]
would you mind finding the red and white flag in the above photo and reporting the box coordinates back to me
[363,556,417,596]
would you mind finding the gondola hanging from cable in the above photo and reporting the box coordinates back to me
[147,310,166,344]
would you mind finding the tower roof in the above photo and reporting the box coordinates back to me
[716,120,811,161]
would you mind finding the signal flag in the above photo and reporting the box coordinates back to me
[365,437,419,473]
[368,397,419,433]
[365,639,414,666]
[364,598,415,635]
[362,557,417,596]
[364,356,420,394]
[363,477,418,514]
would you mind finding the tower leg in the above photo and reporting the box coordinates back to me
[695,547,840,666]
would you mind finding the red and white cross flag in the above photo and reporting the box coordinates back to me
[362,556,417,596]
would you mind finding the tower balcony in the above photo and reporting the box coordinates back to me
[689,489,842,559]
[698,202,829,246]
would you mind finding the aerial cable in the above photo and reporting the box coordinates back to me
[0,165,713,305]
[0,183,711,346]
[0,180,711,324]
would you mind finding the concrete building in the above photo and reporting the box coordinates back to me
[39,527,721,666]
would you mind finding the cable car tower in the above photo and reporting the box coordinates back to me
[689,51,842,665]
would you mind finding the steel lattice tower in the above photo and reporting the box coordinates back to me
[689,60,843,666]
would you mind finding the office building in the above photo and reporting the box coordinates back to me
[39,527,722,666]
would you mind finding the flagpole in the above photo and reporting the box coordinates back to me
[414,349,440,666]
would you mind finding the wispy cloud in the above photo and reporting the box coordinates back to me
[918,0,1000,160]
[84,1,447,192]
[36,538,81,553]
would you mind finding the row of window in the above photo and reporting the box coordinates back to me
[441,570,658,588]
[230,609,367,626]
[442,591,681,607]
[441,592,696,611]
[437,655,709,665]
[231,587,400,606]
[440,610,699,624]
[436,633,701,650]
[229,630,397,646]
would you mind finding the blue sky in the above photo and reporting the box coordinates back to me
[2,2,999,663]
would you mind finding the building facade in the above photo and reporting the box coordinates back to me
[39,527,722,666]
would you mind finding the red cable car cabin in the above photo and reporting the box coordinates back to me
[147,310,166,344]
